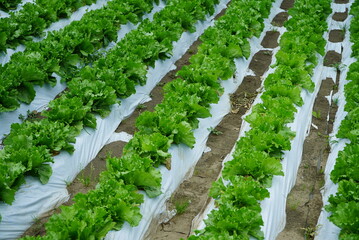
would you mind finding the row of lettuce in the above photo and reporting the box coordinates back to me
[188,0,332,239]
[18,0,275,238]
[0,0,99,52]
[0,0,157,113]
[324,1,359,239]
[0,0,160,208]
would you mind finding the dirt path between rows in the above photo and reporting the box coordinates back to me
[276,76,339,240]
[277,5,346,240]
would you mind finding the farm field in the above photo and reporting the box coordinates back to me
[0,0,358,239]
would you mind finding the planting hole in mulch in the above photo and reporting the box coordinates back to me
[261,31,280,48]
[334,0,349,3]
[280,0,295,10]
[332,9,348,22]
[271,12,289,27]
[329,29,345,43]
[324,51,342,67]
[249,50,273,76]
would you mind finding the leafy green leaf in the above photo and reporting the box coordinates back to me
[103,154,162,198]
[223,149,283,187]
[330,144,359,183]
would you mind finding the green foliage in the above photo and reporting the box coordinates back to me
[30,179,144,239]
[66,79,118,118]
[123,132,172,167]
[0,0,22,11]
[174,199,190,215]
[42,96,96,130]
[326,180,359,213]
[191,177,268,240]
[328,202,359,238]
[330,144,359,183]
[223,149,284,187]
[5,119,78,153]
[102,154,162,198]
[207,127,223,135]
[136,110,196,148]
[0,144,53,204]
[337,107,359,143]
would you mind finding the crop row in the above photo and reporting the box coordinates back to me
[0,0,100,52]
[188,0,332,239]
[18,0,274,238]
[2,0,221,235]
[324,0,359,239]
[0,0,157,113]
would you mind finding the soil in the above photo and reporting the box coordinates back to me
[324,50,342,67]
[280,0,295,10]
[334,0,349,3]
[248,50,273,76]
[272,12,289,27]
[261,31,280,48]
[277,76,339,240]
[332,9,348,22]
[329,29,345,43]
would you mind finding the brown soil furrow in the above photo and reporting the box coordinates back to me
[277,75,339,240]
[277,8,346,239]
